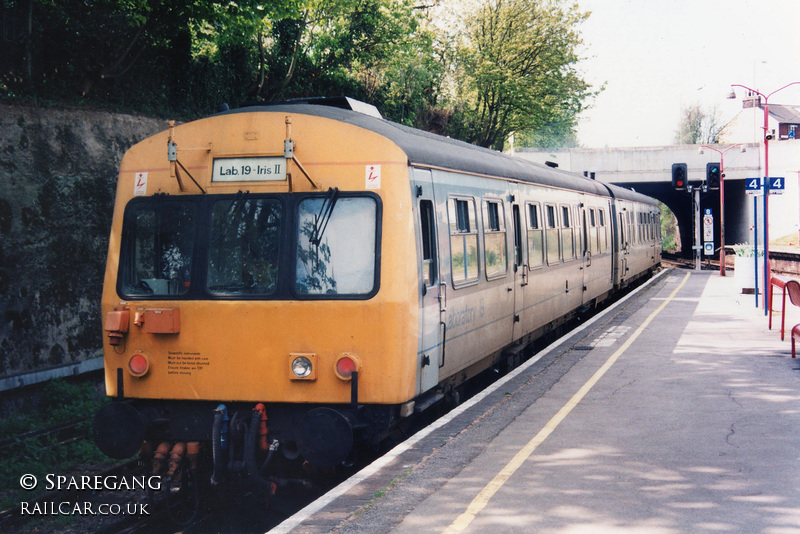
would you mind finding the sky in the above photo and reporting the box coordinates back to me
[574,0,800,148]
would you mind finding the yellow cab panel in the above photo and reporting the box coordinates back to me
[101,109,419,405]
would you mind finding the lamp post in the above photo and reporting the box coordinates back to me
[699,143,746,276]
[730,82,800,313]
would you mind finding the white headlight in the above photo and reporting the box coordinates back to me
[292,356,313,378]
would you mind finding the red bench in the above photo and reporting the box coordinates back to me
[793,324,800,358]
[769,275,800,340]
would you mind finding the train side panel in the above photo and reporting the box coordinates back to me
[414,170,624,387]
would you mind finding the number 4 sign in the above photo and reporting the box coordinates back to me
[768,176,785,195]
[745,177,785,195]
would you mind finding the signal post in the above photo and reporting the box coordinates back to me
[672,162,717,271]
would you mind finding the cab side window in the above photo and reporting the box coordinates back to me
[420,200,437,287]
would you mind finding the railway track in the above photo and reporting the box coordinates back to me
[0,417,90,454]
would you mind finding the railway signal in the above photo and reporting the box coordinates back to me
[706,162,721,190]
[672,163,687,190]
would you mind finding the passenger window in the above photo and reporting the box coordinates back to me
[561,205,575,260]
[420,200,437,287]
[449,198,479,284]
[483,200,507,279]
[545,204,560,264]
[527,203,544,267]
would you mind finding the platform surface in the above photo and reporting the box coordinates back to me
[274,269,800,534]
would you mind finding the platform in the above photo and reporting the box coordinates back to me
[273,269,800,534]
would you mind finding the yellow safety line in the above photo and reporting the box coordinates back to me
[444,271,691,534]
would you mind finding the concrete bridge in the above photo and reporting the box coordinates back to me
[513,142,800,258]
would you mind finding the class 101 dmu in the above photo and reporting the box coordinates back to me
[93,97,660,496]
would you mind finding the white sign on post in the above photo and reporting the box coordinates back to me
[703,209,713,255]
[745,178,761,196]
[768,176,785,195]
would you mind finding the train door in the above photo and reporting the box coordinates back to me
[580,204,591,304]
[618,210,629,284]
[412,169,443,394]
[511,200,527,339]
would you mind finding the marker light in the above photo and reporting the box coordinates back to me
[292,356,313,378]
[128,353,150,377]
[335,354,361,381]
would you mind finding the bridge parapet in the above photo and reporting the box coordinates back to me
[513,144,761,184]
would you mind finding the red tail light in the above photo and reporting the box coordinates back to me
[335,354,360,380]
[128,353,150,377]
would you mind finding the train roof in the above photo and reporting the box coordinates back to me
[221,102,657,206]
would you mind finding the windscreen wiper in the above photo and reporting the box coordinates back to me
[311,187,339,246]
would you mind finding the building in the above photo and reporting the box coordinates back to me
[720,94,800,143]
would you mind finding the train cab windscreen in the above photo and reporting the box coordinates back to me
[117,193,380,300]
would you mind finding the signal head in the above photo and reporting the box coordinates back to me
[671,163,687,190]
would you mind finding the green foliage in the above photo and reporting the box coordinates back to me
[1,0,595,144]
[660,202,679,252]
[0,379,111,509]
[440,0,596,150]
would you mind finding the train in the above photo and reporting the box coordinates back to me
[93,97,660,495]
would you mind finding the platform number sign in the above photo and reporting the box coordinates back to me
[745,178,761,195]
[746,177,785,195]
[768,177,785,195]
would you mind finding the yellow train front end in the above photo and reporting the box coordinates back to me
[93,105,419,477]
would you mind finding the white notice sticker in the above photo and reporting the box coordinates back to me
[365,165,381,189]
[134,172,148,196]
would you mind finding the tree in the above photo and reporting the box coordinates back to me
[441,0,594,150]
[257,0,437,106]
[674,104,723,145]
